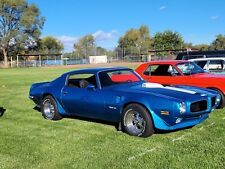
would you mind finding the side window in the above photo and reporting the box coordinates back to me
[143,65,158,76]
[67,73,97,88]
[168,65,181,76]
[195,61,207,69]
[144,65,180,76]
[209,60,223,70]
[99,70,140,88]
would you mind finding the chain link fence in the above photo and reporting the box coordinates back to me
[0,47,178,68]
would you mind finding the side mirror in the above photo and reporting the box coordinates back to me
[87,84,96,91]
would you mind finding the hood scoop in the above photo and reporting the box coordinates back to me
[142,83,163,88]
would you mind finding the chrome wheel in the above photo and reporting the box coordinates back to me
[43,99,55,120]
[124,109,146,136]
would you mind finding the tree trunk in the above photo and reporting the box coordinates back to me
[2,48,9,68]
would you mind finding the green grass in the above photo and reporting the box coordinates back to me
[0,66,225,169]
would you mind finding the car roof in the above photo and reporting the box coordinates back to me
[64,67,132,75]
[176,50,225,60]
[189,57,225,61]
[143,60,188,65]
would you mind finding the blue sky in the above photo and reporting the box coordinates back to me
[29,0,225,52]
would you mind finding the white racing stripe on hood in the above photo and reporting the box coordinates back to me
[142,83,196,94]
[165,86,196,94]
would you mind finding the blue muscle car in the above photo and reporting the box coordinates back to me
[29,67,220,137]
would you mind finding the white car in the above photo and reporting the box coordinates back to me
[189,57,225,72]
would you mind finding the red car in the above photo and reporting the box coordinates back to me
[136,60,225,108]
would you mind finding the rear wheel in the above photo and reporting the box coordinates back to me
[41,95,62,120]
[121,104,154,137]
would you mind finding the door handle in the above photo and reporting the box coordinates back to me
[63,91,68,95]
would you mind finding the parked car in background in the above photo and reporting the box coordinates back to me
[29,67,220,137]
[176,50,225,60]
[136,60,225,108]
[189,57,225,73]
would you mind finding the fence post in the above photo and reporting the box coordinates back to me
[10,57,13,68]
[17,55,19,67]
[61,55,63,65]
[39,55,41,67]
[148,51,151,62]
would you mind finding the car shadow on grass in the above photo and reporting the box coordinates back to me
[33,106,41,112]
[0,107,6,117]
[155,125,195,135]
[33,106,118,129]
[33,106,195,135]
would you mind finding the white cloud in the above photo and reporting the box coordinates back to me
[55,30,117,52]
[159,6,166,11]
[92,30,117,42]
[56,35,78,52]
[57,35,78,45]
[210,16,219,20]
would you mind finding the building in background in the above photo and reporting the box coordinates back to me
[89,55,108,64]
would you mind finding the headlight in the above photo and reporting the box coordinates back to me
[179,102,186,114]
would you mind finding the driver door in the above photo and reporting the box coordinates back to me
[61,73,105,119]
[144,64,187,85]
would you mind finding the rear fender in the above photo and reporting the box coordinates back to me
[42,94,67,116]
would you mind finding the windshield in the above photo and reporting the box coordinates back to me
[99,69,141,88]
[176,62,205,75]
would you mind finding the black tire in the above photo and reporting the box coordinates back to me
[216,90,225,109]
[121,103,154,137]
[0,107,5,117]
[0,112,3,117]
[41,95,62,120]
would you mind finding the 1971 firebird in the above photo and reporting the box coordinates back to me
[29,67,220,137]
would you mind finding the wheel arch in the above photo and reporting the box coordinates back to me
[42,93,53,100]
[207,87,225,109]
[41,93,67,115]
[120,101,155,127]
[207,87,224,94]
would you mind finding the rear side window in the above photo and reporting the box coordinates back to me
[208,60,224,70]
[67,73,97,88]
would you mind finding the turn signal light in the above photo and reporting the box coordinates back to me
[160,111,170,115]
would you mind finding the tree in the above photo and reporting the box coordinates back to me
[118,25,151,56]
[74,34,95,58]
[210,34,225,50]
[152,30,184,56]
[193,44,209,51]
[40,36,64,53]
[118,29,140,48]
[0,0,44,67]
[138,25,151,53]
[96,46,107,56]
[183,42,193,49]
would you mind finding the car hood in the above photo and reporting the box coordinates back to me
[113,82,215,102]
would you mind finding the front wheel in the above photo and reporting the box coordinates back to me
[41,95,62,120]
[216,90,225,109]
[121,104,154,137]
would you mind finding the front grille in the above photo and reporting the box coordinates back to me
[190,100,207,112]
[211,97,216,107]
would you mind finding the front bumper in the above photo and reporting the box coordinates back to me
[152,112,209,130]
[29,95,40,106]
